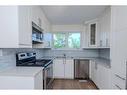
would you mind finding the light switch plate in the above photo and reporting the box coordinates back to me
[0,49,3,56]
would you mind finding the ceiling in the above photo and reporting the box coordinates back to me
[41,6,109,25]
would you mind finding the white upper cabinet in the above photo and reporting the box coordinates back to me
[31,6,42,28]
[98,7,111,48]
[83,7,111,48]
[31,6,51,48]
[0,6,32,48]
[0,6,18,48]
[111,6,127,31]
[0,6,51,48]
[83,19,98,48]
[31,6,51,32]
[18,6,32,47]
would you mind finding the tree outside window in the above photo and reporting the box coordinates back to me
[53,32,80,49]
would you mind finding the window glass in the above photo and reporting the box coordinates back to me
[68,33,80,48]
[53,33,66,48]
[90,24,96,45]
[53,32,81,49]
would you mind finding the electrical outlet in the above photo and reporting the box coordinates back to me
[0,49,3,56]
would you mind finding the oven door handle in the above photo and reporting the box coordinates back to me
[44,60,53,67]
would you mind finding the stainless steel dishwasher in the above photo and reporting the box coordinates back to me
[74,59,89,79]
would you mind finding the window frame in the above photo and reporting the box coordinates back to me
[51,31,82,50]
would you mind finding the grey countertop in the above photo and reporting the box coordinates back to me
[0,67,43,77]
[41,56,111,69]
[92,58,111,68]
[73,57,111,68]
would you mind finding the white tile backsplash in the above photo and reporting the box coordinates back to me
[0,49,2,56]
[99,49,110,60]
[43,49,99,58]
[0,48,110,70]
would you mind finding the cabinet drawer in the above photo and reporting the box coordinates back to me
[113,74,126,89]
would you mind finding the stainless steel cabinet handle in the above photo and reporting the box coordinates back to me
[115,84,122,90]
[115,74,126,80]
[95,62,97,70]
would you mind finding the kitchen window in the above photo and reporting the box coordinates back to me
[53,32,81,49]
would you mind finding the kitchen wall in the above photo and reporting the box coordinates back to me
[0,49,44,70]
[51,25,83,32]
[43,49,99,58]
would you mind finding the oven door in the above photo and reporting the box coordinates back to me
[44,63,53,89]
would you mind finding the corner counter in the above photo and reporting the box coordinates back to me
[0,67,43,89]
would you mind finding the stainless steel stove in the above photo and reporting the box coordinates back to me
[16,52,54,89]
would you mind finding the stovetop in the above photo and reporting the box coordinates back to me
[16,59,52,67]
[16,52,53,67]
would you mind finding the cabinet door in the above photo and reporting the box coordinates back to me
[111,6,127,89]
[18,6,32,47]
[34,70,43,89]
[91,60,112,89]
[99,8,111,47]
[97,64,111,89]
[0,6,19,48]
[96,64,111,89]
[90,60,99,87]
[111,29,127,89]
[90,60,95,81]
[64,59,74,79]
[93,63,98,86]
[112,6,127,31]
[89,22,97,47]
[31,7,39,26]
[53,59,64,78]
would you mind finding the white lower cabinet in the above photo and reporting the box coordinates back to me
[65,59,74,79]
[53,59,74,79]
[90,60,111,89]
[97,64,111,89]
[34,70,43,89]
[53,59,65,78]
[90,60,96,82]
[0,70,43,89]
[112,74,126,89]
